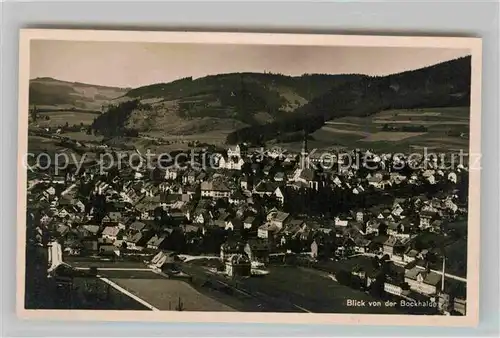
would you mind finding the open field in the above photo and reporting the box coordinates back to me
[360,132,427,142]
[302,107,470,153]
[60,131,105,142]
[34,111,100,127]
[28,135,70,153]
[111,277,235,311]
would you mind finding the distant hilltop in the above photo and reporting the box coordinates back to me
[29,77,130,111]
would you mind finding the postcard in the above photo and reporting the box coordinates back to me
[17,29,482,326]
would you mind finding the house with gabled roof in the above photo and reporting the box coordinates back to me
[243,216,259,230]
[125,232,144,250]
[404,266,442,295]
[253,180,285,204]
[266,210,291,230]
[419,209,438,229]
[382,236,399,256]
[129,221,146,233]
[404,248,419,263]
[353,236,371,253]
[201,179,231,199]
[78,224,100,238]
[257,223,280,240]
[229,190,246,205]
[146,234,168,250]
[101,225,120,242]
[182,169,198,185]
[334,215,349,227]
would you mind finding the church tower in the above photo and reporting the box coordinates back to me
[300,129,309,170]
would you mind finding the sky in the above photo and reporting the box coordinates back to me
[30,40,470,89]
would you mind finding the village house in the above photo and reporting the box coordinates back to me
[214,211,232,230]
[192,209,211,225]
[99,245,120,257]
[419,210,438,229]
[146,234,168,250]
[243,239,269,263]
[386,221,402,237]
[240,175,252,191]
[391,199,406,217]
[274,171,285,182]
[253,181,285,204]
[164,166,181,180]
[354,210,365,223]
[220,241,243,261]
[225,254,251,277]
[390,172,407,185]
[125,232,144,250]
[258,211,291,240]
[182,169,198,185]
[353,236,371,253]
[367,172,391,190]
[404,265,442,295]
[257,223,280,240]
[229,190,246,205]
[365,219,381,235]
[243,216,259,230]
[101,225,120,243]
[266,210,291,229]
[334,215,349,227]
[382,236,399,257]
[217,153,245,171]
[102,211,122,224]
[201,179,231,199]
[227,144,241,158]
[78,224,100,238]
[128,221,146,235]
[404,248,420,263]
[294,168,324,191]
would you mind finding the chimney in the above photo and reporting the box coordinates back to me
[441,257,446,291]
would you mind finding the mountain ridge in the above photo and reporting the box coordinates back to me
[29,55,471,143]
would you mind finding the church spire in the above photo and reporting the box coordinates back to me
[300,129,309,170]
[301,129,308,155]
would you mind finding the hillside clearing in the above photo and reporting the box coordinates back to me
[360,132,427,142]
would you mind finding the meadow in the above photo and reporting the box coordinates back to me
[305,107,470,154]
[34,110,100,128]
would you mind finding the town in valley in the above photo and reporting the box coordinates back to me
[24,42,471,316]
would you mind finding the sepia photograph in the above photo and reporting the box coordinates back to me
[16,30,481,326]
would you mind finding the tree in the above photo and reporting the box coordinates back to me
[31,105,38,122]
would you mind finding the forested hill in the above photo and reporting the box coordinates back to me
[226,56,471,145]
[91,73,365,136]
